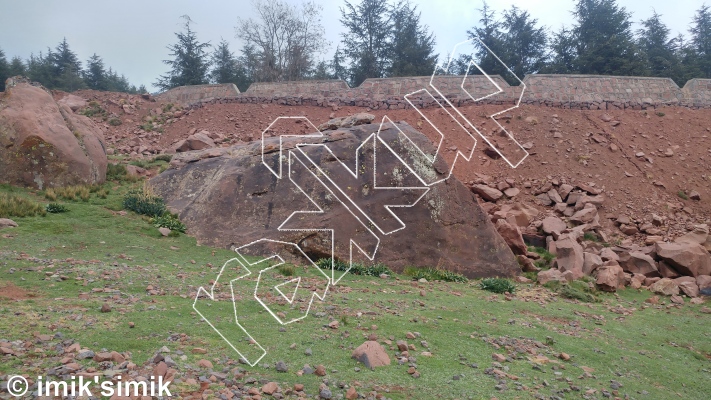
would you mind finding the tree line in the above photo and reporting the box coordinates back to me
[2,0,710,93]
[0,38,146,93]
[157,0,711,92]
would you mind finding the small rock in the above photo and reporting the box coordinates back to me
[100,303,111,313]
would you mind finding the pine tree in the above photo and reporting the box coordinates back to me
[499,5,548,80]
[467,2,508,78]
[637,11,678,78]
[389,1,437,77]
[210,40,237,84]
[330,46,348,81]
[571,0,645,76]
[543,28,578,73]
[155,16,211,91]
[689,4,711,78]
[339,0,393,86]
[0,48,8,91]
[310,60,332,79]
[83,54,109,91]
[26,51,55,88]
[50,38,85,91]
[8,56,26,77]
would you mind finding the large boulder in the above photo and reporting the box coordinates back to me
[553,236,585,280]
[0,77,106,189]
[150,121,519,278]
[650,278,680,296]
[619,251,659,277]
[351,341,390,370]
[655,241,711,277]
[495,219,527,255]
[595,263,625,292]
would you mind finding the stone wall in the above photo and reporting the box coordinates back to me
[166,75,711,110]
[156,83,240,105]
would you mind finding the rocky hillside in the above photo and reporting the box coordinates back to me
[48,89,711,296]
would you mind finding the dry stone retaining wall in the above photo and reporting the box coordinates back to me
[163,75,711,111]
[156,83,240,105]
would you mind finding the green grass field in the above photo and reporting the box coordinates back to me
[0,181,709,399]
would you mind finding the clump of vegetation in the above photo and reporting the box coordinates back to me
[108,117,122,126]
[106,163,139,182]
[151,213,186,233]
[479,278,516,294]
[583,232,600,242]
[544,280,599,303]
[47,185,92,202]
[678,190,689,200]
[152,154,173,163]
[403,266,468,282]
[656,112,665,117]
[0,193,46,218]
[123,187,166,217]
[79,101,107,119]
[276,263,296,277]
[528,246,555,270]
[316,258,392,277]
[46,203,69,213]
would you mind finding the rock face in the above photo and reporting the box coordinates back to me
[351,341,391,370]
[655,241,711,277]
[596,263,625,292]
[150,121,519,278]
[0,77,107,189]
[553,236,584,280]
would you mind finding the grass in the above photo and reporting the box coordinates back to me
[528,246,555,270]
[404,266,468,283]
[678,190,689,200]
[0,192,46,218]
[545,279,600,303]
[479,277,516,294]
[316,258,392,277]
[0,182,710,399]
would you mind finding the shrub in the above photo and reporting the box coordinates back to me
[0,193,46,218]
[583,232,599,242]
[479,278,516,294]
[123,188,166,217]
[276,264,296,277]
[403,266,468,282]
[106,163,138,182]
[46,203,68,213]
[108,117,122,126]
[151,213,186,233]
[79,101,106,118]
[678,191,689,200]
[44,188,57,201]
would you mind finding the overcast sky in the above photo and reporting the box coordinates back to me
[0,0,705,91]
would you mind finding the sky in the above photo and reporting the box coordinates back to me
[0,0,705,92]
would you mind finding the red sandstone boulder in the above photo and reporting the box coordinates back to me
[351,341,390,370]
[0,77,107,189]
[650,278,680,296]
[151,121,519,278]
[596,263,625,292]
[495,219,527,255]
[655,241,711,277]
[554,236,584,280]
